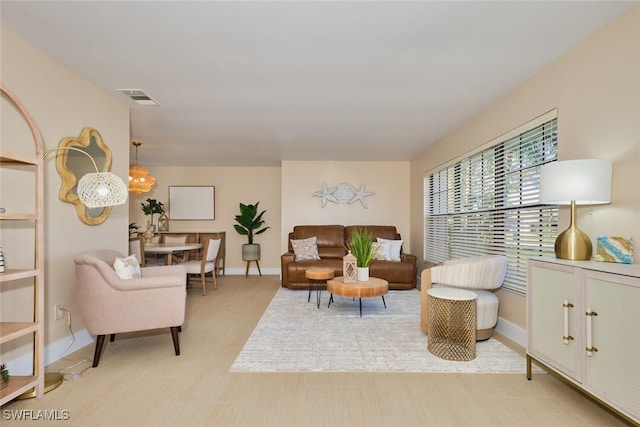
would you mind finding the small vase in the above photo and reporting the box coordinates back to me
[357,267,369,282]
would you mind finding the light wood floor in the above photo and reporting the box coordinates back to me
[2,275,630,426]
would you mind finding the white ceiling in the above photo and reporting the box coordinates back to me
[1,1,636,166]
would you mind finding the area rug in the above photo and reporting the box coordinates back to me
[230,288,534,373]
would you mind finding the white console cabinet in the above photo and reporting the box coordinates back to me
[527,257,639,424]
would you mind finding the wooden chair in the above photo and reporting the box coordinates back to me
[163,234,189,264]
[182,238,221,295]
[128,235,146,267]
[197,232,226,275]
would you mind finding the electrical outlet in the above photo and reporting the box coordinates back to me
[55,304,65,320]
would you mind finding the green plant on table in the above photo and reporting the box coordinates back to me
[1,362,9,383]
[140,198,165,226]
[348,227,375,268]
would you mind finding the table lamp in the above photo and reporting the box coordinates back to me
[539,159,612,260]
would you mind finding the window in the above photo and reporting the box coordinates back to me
[424,115,558,295]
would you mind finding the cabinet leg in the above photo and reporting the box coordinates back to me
[526,354,532,380]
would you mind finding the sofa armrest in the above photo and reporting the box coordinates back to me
[281,252,295,287]
[141,264,186,279]
[112,268,186,291]
[400,253,417,264]
[420,268,433,334]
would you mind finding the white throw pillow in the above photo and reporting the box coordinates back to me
[113,254,141,279]
[291,236,321,261]
[377,238,403,261]
[372,241,388,261]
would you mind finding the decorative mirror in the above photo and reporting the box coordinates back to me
[56,128,113,225]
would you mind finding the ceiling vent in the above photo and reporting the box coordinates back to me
[116,89,159,106]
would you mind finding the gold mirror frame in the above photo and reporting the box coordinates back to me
[56,128,113,225]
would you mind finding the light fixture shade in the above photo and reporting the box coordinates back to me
[77,172,128,208]
[128,163,157,194]
[539,159,612,205]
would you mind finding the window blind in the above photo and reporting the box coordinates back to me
[424,117,558,295]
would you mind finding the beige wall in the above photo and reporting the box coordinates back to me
[410,6,640,330]
[1,28,130,369]
[281,161,411,253]
[128,166,282,274]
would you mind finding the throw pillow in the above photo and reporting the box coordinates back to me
[291,236,321,261]
[377,238,403,261]
[372,241,388,261]
[113,254,142,279]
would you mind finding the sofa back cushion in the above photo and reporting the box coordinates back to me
[289,225,346,258]
[344,226,401,248]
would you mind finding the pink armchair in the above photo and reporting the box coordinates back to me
[74,250,186,367]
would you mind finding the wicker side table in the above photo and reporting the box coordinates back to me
[427,287,477,361]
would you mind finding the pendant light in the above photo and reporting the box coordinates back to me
[128,141,156,194]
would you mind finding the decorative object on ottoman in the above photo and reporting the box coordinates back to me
[234,202,269,277]
[0,246,4,273]
[347,227,375,282]
[595,236,634,264]
[427,287,477,361]
[343,251,358,283]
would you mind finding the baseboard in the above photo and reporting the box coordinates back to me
[8,328,94,374]
[223,267,280,276]
[495,317,526,348]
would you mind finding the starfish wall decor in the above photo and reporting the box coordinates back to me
[312,183,375,208]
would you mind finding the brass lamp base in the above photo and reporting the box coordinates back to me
[555,201,593,260]
[17,372,63,400]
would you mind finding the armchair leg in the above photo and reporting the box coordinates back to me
[110,333,116,342]
[170,326,181,356]
[93,335,106,367]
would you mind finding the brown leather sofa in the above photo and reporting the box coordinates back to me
[281,225,417,290]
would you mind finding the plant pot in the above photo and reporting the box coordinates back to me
[357,267,369,282]
[242,244,261,261]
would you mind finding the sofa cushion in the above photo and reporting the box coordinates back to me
[289,225,346,259]
[377,238,403,261]
[372,241,388,260]
[290,236,321,261]
[113,254,141,279]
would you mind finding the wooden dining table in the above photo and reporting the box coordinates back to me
[144,242,202,265]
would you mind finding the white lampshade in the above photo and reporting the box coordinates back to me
[77,172,128,208]
[539,159,612,205]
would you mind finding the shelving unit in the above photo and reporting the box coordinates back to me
[0,85,45,405]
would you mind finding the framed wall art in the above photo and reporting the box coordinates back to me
[168,186,215,220]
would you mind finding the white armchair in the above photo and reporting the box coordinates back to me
[74,250,187,367]
[421,255,508,340]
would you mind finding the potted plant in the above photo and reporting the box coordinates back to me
[141,198,165,232]
[233,202,269,262]
[0,362,9,389]
[348,227,375,281]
